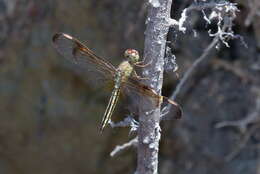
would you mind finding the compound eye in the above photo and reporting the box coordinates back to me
[124,49,139,63]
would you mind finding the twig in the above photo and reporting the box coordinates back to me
[215,98,260,133]
[215,112,260,133]
[210,59,255,83]
[110,137,138,157]
[168,1,238,32]
[162,2,239,118]
[224,123,260,161]
[109,116,139,133]
[161,38,219,118]
[171,37,219,100]
[215,96,260,161]
[160,36,219,120]
[185,2,237,13]
[170,4,237,100]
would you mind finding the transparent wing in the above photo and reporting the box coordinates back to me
[52,33,117,81]
[52,33,182,119]
[122,77,182,119]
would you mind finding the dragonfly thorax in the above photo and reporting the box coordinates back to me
[53,33,182,132]
[124,49,140,65]
[118,61,134,82]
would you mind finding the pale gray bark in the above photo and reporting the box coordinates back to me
[135,1,239,173]
[136,1,173,174]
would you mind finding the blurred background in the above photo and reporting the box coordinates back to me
[0,0,259,174]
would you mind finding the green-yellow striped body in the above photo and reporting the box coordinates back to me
[100,60,134,132]
[52,33,182,133]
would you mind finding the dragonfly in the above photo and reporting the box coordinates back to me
[52,33,182,132]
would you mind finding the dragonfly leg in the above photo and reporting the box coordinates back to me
[135,60,152,67]
[133,71,149,80]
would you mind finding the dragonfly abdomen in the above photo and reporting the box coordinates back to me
[100,72,122,132]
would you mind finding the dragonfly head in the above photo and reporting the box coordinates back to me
[124,49,140,64]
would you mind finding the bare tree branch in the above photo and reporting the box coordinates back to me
[172,37,219,100]
[111,1,239,173]
[161,1,239,118]
[210,59,255,83]
[215,91,260,161]
[109,116,139,133]
[110,137,138,157]
[224,123,260,161]
[215,94,260,133]
[136,0,173,173]
[168,1,238,32]
[161,36,219,119]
